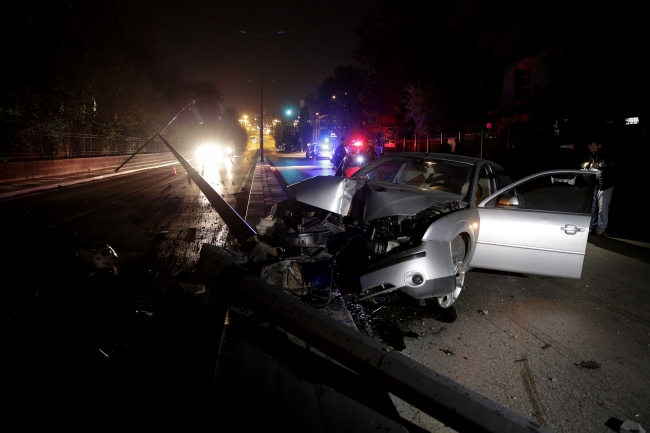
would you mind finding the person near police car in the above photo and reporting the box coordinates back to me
[332,137,348,173]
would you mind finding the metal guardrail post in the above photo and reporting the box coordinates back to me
[215,263,553,433]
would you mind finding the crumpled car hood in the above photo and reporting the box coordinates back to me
[288,176,463,222]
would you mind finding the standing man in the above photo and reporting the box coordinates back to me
[586,140,615,235]
[439,138,452,154]
[332,137,348,169]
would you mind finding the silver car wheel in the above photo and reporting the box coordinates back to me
[438,235,467,308]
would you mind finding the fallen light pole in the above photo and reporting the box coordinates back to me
[115,99,203,173]
[156,135,258,246]
[114,99,258,246]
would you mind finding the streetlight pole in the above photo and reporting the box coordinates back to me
[241,30,283,162]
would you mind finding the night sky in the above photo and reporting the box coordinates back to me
[145,0,375,116]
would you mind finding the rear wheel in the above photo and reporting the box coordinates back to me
[438,234,468,308]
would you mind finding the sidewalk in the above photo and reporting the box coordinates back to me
[244,157,292,227]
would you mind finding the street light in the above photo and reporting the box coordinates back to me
[240,30,284,162]
[313,113,327,144]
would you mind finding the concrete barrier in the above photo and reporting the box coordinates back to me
[0,152,174,182]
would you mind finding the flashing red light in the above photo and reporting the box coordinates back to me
[352,141,363,146]
[486,122,492,130]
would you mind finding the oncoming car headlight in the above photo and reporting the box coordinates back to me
[196,144,219,163]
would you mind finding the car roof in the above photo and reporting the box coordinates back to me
[381,152,496,166]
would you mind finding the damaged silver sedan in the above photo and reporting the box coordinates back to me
[270,153,597,308]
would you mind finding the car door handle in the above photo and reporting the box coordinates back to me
[560,224,585,235]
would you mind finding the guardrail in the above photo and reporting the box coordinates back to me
[213,263,552,433]
[0,133,166,161]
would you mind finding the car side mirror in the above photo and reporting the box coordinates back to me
[497,194,519,206]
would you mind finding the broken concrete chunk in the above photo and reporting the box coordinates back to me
[256,215,278,237]
[621,420,646,433]
[77,243,118,269]
[249,241,279,263]
[260,260,304,290]
[180,243,248,291]
[574,360,601,369]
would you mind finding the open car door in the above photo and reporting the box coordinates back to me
[471,170,597,279]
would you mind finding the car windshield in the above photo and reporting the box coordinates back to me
[354,157,473,195]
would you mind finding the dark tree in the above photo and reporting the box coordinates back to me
[307,66,372,140]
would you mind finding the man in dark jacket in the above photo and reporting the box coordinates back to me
[586,140,615,235]
[332,137,348,174]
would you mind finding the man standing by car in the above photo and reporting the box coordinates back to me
[332,137,348,172]
[586,140,615,235]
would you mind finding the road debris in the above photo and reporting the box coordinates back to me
[479,309,488,315]
[575,360,601,369]
[621,419,646,433]
[135,310,153,317]
[541,343,551,350]
[440,349,455,356]
[255,215,277,237]
[177,243,249,296]
[260,260,304,291]
[249,241,279,263]
[76,242,117,269]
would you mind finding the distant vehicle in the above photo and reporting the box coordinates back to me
[195,142,234,163]
[341,140,377,177]
[306,142,333,159]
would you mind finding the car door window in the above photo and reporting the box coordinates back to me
[485,172,596,214]
[490,165,512,190]
[476,167,492,205]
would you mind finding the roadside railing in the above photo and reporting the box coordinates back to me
[213,263,553,433]
[0,133,166,161]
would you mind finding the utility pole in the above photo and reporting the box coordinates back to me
[240,30,284,162]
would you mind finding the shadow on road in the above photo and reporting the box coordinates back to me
[588,234,650,265]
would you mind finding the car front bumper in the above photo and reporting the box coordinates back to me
[357,240,456,299]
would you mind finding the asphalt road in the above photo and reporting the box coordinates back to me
[4,146,648,431]
[4,148,257,423]
[266,150,650,433]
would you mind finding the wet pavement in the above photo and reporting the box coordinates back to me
[6,147,647,431]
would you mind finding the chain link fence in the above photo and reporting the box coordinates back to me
[0,133,166,161]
